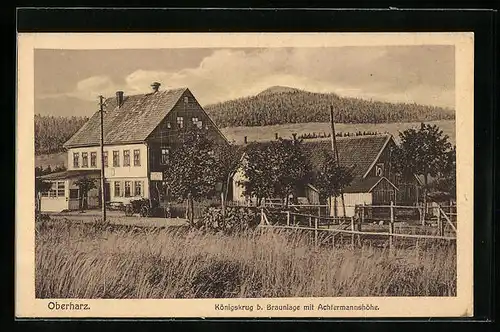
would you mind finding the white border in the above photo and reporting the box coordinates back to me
[16,32,474,318]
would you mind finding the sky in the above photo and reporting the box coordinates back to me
[34,46,455,117]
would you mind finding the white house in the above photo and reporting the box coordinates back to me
[38,83,228,212]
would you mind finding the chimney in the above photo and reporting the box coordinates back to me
[292,133,297,140]
[275,133,279,140]
[116,91,124,107]
[244,136,248,144]
[151,82,161,92]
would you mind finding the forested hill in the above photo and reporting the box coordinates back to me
[204,86,455,128]
[35,115,89,155]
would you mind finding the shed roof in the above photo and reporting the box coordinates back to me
[63,88,188,148]
[299,134,392,178]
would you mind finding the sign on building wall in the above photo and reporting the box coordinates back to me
[150,172,163,181]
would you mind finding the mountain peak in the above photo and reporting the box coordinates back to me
[257,86,302,96]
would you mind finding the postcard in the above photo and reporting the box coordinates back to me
[16,32,474,318]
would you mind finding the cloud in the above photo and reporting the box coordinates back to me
[122,47,454,108]
[36,46,455,115]
[38,75,123,101]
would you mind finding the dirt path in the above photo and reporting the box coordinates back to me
[48,212,189,228]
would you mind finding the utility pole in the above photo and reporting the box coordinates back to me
[330,105,346,217]
[99,95,106,222]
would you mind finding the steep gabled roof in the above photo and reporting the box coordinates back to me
[343,176,398,193]
[63,88,187,148]
[232,134,393,180]
[300,134,392,178]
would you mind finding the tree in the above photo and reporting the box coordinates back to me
[393,123,454,209]
[271,138,310,206]
[239,138,310,207]
[74,177,97,210]
[312,149,354,210]
[429,146,456,202]
[213,142,242,203]
[238,142,275,206]
[162,128,223,226]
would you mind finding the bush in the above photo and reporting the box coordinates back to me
[199,206,260,233]
[129,198,149,214]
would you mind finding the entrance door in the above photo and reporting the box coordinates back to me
[68,189,80,210]
[104,183,111,202]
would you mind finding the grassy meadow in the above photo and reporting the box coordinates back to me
[221,120,456,145]
[36,219,456,299]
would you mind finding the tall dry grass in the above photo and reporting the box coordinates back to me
[35,219,456,299]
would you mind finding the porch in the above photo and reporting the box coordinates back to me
[38,169,101,212]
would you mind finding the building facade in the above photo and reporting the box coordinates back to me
[38,84,228,212]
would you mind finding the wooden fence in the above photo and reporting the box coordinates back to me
[259,202,456,248]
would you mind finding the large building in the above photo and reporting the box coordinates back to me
[38,83,228,212]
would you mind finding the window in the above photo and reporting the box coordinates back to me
[82,152,88,167]
[103,151,108,167]
[47,181,65,198]
[133,149,141,166]
[184,96,189,103]
[375,163,384,177]
[177,116,184,128]
[114,181,121,197]
[134,181,142,196]
[113,151,120,167]
[69,189,78,199]
[192,117,203,129]
[49,183,57,198]
[123,150,130,166]
[161,148,169,165]
[73,152,79,168]
[166,122,171,129]
[57,181,65,197]
[124,181,131,197]
[90,152,97,167]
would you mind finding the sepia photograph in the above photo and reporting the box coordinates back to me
[17,32,474,318]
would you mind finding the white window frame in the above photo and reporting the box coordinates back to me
[123,150,130,167]
[134,181,143,196]
[177,116,184,128]
[133,149,141,166]
[90,152,97,167]
[82,152,88,168]
[73,152,79,168]
[112,150,120,167]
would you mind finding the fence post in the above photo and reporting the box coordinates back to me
[389,201,395,249]
[286,211,290,226]
[437,208,443,236]
[314,217,318,246]
[350,216,355,248]
[361,202,365,229]
[260,207,264,225]
[309,216,312,227]
[421,203,425,226]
